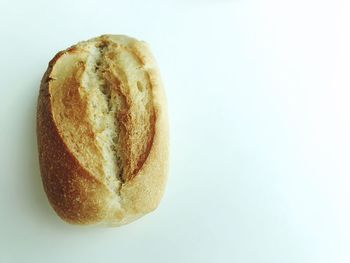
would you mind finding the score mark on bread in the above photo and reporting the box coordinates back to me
[37,35,168,226]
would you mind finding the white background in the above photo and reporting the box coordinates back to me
[0,0,350,262]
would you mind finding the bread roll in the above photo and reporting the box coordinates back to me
[37,35,168,226]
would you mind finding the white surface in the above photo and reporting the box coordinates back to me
[0,0,350,262]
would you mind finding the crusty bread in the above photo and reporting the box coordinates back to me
[37,35,168,226]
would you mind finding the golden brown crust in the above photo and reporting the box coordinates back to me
[37,35,168,226]
[37,64,112,224]
[102,68,155,182]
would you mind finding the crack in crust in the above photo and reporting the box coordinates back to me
[50,37,155,193]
